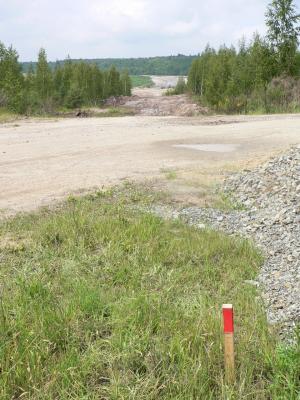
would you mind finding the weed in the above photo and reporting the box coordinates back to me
[213,192,246,211]
[161,169,177,181]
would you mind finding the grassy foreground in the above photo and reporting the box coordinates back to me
[0,187,299,399]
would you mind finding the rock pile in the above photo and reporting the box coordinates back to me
[223,146,299,336]
[152,146,300,339]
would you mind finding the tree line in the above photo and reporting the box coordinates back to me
[0,46,131,114]
[21,55,198,77]
[188,0,300,113]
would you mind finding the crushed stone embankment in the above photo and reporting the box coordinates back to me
[151,147,300,340]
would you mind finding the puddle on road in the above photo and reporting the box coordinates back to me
[173,144,240,153]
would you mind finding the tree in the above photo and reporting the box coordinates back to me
[107,66,121,96]
[120,70,132,96]
[188,45,215,96]
[0,42,130,114]
[0,43,24,112]
[61,56,73,101]
[53,63,64,104]
[89,64,104,104]
[266,0,300,74]
[247,34,277,111]
[35,48,53,101]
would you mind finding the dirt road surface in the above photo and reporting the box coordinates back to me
[1,112,299,215]
[124,75,202,116]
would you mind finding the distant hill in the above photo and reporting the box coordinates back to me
[21,54,198,76]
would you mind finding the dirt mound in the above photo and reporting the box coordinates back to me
[124,93,208,116]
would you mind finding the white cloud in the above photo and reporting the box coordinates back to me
[0,0,297,60]
[163,18,199,37]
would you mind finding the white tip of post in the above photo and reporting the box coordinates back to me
[222,304,233,309]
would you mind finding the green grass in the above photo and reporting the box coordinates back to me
[130,75,154,88]
[161,169,177,181]
[95,107,135,118]
[212,192,246,211]
[0,187,299,399]
[0,108,19,123]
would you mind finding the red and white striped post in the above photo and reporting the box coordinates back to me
[222,304,235,384]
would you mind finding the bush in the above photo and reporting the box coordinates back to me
[175,76,187,94]
[165,77,187,96]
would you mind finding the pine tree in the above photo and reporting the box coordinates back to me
[0,44,24,112]
[35,48,53,101]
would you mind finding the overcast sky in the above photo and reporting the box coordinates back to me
[1,0,299,61]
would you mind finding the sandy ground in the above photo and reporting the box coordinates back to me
[124,76,205,116]
[150,75,187,89]
[1,110,300,215]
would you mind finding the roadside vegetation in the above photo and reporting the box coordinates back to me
[165,77,188,96]
[130,75,154,88]
[0,46,131,116]
[188,0,300,113]
[0,108,19,123]
[0,185,299,399]
[90,107,135,118]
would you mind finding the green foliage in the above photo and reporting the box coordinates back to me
[106,65,121,96]
[35,48,53,102]
[165,77,187,95]
[130,75,154,88]
[267,333,300,398]
[120,71,132,96]
[0,187,298,398]
[188,1,300,114]
[0,44,131,115]
[65,87,84,108]
[0,108,18,123]
[0,42,25,113]
[266,0,300,74]
[22,54,198,76]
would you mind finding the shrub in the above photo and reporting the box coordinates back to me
[165,77,187,96]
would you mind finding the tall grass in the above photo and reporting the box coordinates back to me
[0,188,299,399]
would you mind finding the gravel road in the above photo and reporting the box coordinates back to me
[0,113,299,215]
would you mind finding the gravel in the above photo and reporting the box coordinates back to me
[150,146,300,340]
